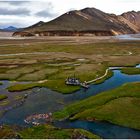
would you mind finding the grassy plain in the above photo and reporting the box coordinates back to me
[53,82,140,130]
[0,38,140,93]
[0,37,140,139]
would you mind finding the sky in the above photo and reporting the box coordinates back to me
[0,0,139,28]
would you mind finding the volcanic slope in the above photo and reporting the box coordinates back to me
[19,8,139,36]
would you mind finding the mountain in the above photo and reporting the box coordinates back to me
[13,8,140,37]
[121,11,140,31]
[25,21,45,30]
[3,26,18,32]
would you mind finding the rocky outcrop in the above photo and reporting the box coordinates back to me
[13,30,114,37]
[34,30,114,36]
[12,31,34,37]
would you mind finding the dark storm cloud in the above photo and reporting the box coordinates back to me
[0,8,30,16]
[35,10,57,18]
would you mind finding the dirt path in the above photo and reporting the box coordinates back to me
[86,69,109,84]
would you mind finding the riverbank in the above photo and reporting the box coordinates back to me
[0,95,8,101]
[53,82,140,130]
[87,69,113,85]
[1,68,140,138]
[0,124,100,139]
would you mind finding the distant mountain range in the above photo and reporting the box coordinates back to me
[0,26,18,32]
[13,8,140,36]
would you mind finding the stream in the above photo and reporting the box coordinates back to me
[0,66,140,138]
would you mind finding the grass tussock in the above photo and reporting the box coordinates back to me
[0,94,8,101]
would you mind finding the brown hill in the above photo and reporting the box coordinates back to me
[13,8,139,37]
[121,11,140,31]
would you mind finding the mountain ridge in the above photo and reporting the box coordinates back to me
[121,10,140,31]
[13,8,140,37]
[2,26,18,32]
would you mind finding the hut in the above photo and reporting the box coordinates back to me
[65,76,80,86]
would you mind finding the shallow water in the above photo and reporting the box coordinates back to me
[114,34,140,40]
[136,64,140,68]
[1,69,140,125]
[0,81,30,111]
[54,120,140,139]
[0,68,140,138]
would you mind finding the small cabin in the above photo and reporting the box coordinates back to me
[65,77,80,86]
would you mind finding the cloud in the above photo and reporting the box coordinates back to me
[35,10,57,18]
[1,1,29,5]
[0,0,140,28]
[0,7,30,16]
[35,1,57,18]
[0,1,57,28]
[0,21,27,28]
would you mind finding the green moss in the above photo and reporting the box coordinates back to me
[5,63,108,94]
[121,67,140,75]
[53,82,140,130]
[7,83,38,92]
[17,68,58,81]
[0,94,8,101]
[0,73,21,81]
[0,82,2,85]
[43,80,80,94]
[0,64,46,81]
[74,97,140,130]
[19,125,100,139]
[7,80,80,94]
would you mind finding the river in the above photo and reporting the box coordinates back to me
[0,66,140,138]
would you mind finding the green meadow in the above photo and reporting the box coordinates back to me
[53,82,140,130]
